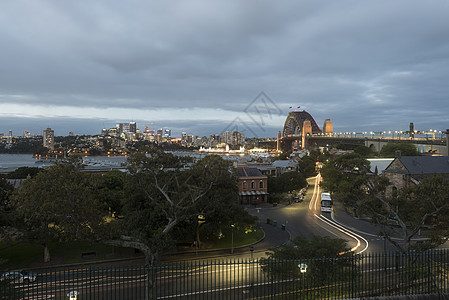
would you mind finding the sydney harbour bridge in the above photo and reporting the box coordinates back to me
[279,110,449,156]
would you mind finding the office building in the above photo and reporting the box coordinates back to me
[43,128,55,150]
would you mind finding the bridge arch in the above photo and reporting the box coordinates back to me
[282,111,322,137]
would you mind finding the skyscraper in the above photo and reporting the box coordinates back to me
[129,122,137,133]
[43,128,55,150]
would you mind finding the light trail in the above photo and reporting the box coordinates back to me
[308,174,320,211]
[316,214,369,254]
[309,173,369,254]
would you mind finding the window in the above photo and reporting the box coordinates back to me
[251,181,255,189]
[243,181,247,190]
[259,180,264,189]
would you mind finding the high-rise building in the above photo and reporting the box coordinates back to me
[43,128,55,150]
[129,122,137,133]
[220,131,244,146]
[115,122,137,134]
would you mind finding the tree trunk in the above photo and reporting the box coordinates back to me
[43,243,51,263]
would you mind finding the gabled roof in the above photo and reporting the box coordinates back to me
[385,156,449,175]
[237,167,264,177]
[368,158,394,174]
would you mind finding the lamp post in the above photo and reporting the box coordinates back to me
[250,246,255,288]
[298,263,308,296]
[231,224,235,254]
[196,214,206,252]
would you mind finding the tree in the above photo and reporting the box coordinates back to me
[94,170,126,217]
[6,167,42,179]
[360,175,449,252]
[12,163,104,262]
[354,145,377,158]
[184,155,256,247]
[320,152,376,210]
[268,171,307,194]
[0,177,14,228]
[297,156,317,178]
[379,142,419,157]
[102,149,253,265]
[260,235,355,286]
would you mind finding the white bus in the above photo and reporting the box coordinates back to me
[321,192,333,213]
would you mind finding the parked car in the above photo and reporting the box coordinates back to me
[0,270,37,284]
[294,196,303,203]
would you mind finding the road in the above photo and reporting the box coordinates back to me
[248,174,437,255]
[247,174,372,254]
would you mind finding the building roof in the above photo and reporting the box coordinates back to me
[385,156,449,175]
[272,160,298,168]
[6,179,27,188]
[368,158,394,174]
[237,167,264,177]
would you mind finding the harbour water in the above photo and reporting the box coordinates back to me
[0,151,253,173]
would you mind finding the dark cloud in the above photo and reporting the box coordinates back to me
[1,1,449,136]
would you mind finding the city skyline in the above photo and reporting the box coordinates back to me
[1,1,449,137]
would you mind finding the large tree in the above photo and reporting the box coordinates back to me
[379,142,419,157]
[260,235,354,287]
[0,177,14,229]
[12,163,104,262]
[360,175,449,252]
[102,149,254,265]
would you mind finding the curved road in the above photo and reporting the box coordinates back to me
[246,174,401,254]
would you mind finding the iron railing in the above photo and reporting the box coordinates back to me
[2,250,449,299]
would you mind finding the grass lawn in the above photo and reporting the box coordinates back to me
[200,225,264,249]
[0,240,137,270]
[0,225,265,270]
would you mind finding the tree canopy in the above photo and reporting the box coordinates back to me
[268,171,307,194]
[260,235,353,285]
[0,177,14,228]
[379,142,419,157]
[6,167,42,179]
[12,163,104,262]
[103,149,255,265]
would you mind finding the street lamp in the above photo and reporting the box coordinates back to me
[298,264,308,296]
[231,224,235,254]
[298,263,308,273]
[67,291,79,300]
[196,215,206,250]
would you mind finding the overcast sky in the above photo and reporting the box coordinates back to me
[1,1,449,137]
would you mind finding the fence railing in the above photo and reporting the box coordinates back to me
[2,250,449,299]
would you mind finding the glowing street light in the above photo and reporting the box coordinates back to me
[298,263,308,273]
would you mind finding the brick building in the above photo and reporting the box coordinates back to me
[237,167,268,204]
[383,155,449,196]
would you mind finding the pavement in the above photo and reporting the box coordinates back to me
[331,200,385,237]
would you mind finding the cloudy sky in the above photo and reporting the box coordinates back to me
[1,1,449,137]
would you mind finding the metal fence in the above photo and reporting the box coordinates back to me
[2,250,449,299]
